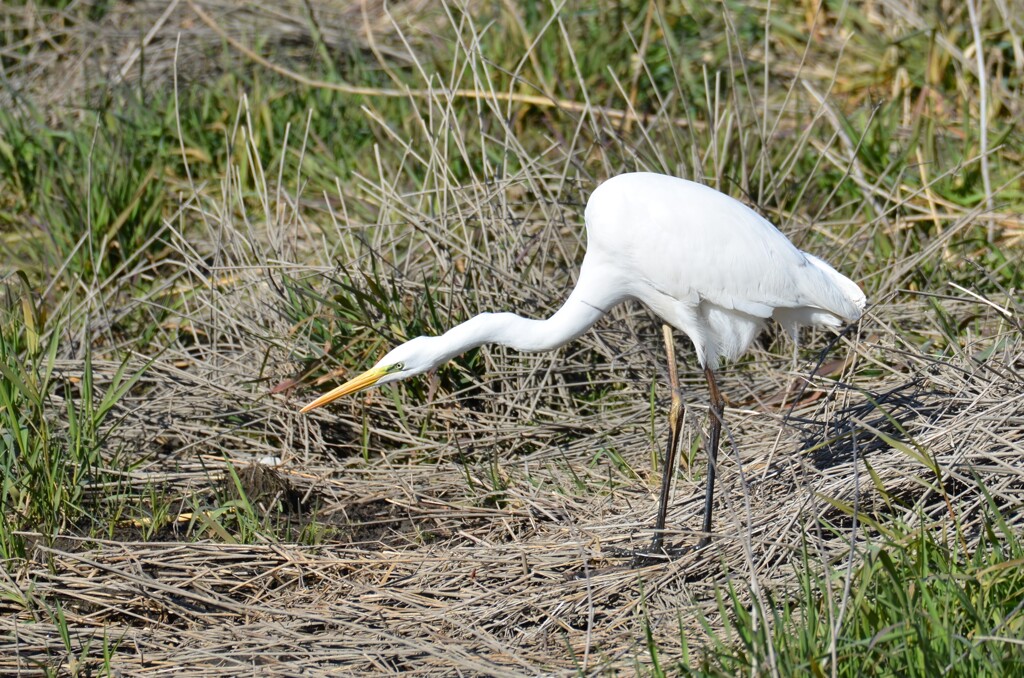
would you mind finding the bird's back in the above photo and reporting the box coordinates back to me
[581,173,865,366]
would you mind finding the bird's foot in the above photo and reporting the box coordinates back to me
[629,544,692,568]
[571,539,711,579]
[606,537,711,568]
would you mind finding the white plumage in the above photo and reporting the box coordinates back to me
[302,172,865,560]
[580,173,864,366]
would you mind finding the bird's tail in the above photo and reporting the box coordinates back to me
[803,253,866,322]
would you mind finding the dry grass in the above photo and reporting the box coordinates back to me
[2,0,1023,674]
[4,320,1021,673]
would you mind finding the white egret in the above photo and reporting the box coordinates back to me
[301,172,865,559]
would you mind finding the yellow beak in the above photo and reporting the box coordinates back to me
[300,365,388,413]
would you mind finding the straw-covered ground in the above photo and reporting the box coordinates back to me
[1,0,1022,675]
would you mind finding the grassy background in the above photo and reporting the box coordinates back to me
[1,0,1022,674]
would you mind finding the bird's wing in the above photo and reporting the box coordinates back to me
[587,174,862,322]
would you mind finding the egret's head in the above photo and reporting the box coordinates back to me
[300,336,443,413]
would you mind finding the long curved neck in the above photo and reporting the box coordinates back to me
[431,255,622,361]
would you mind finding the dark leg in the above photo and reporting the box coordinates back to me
[648,325,685,555]
[699,366,725,548]
[622,340,723,569]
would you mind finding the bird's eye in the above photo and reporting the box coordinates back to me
[387,363,404,373]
